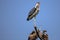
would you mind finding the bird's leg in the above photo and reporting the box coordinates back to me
[33,17,42,40]
[33,17,36,27]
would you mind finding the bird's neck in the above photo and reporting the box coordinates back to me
[35,7,39,10]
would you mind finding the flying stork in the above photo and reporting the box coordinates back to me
[27,2,40,21]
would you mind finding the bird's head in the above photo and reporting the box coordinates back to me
[35,2,40,9]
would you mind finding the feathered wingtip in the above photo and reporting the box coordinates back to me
[27,18,29,21]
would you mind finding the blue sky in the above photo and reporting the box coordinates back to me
[0,0,60,40]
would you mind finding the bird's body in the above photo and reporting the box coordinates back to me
[27,2,40,21]
[27,7,39,21]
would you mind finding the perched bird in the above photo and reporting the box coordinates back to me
[27,2,40,21]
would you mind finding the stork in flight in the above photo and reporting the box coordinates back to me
[27,2,40,21]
